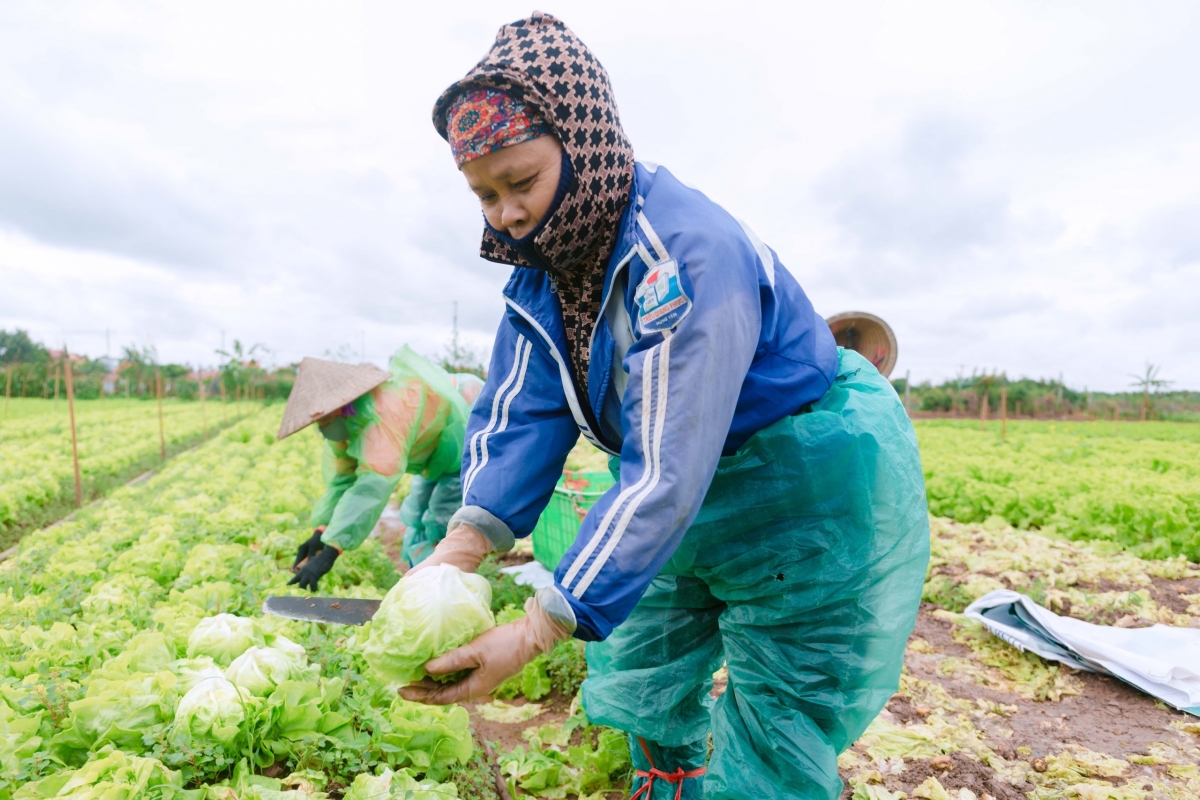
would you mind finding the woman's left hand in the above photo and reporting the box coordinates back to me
[400,596,570,705]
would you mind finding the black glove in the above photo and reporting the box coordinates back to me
[288,545,339,592]
[293,529,326,570]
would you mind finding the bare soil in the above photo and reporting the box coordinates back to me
[906,606,1194,760]
[889,751,1032,800]
[464,691,576,755]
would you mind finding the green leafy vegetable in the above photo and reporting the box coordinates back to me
[225,639,316,696]
[186,614,267,666]
[48,670,179,766]
[171,676,254,746]
[13,750,188,800]
[362,565,494,686]
[170,656,226,693]
[476,700,545,724]
[376,697,473,781]
[343,766,458,799]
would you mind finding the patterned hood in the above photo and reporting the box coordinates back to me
[433,12,635,391]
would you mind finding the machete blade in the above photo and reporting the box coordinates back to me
[262,596,381,626]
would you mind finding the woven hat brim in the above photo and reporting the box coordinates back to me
[825,311,899,379]
[277,358,391,440]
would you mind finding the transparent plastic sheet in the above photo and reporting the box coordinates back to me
[319,347,470,553]
[448,372,485,407]
[346,346,469,482]
[321,472,398,552]
[400,475,464,567]
[310,471,356,529]
[582,349,931,800]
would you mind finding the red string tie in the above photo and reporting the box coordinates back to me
[629,737,706,800]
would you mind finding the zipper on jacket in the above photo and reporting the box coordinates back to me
[503,296,621,455]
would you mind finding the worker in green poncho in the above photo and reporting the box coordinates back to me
[276,346,483,590]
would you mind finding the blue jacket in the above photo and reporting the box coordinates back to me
[450,162,838,640]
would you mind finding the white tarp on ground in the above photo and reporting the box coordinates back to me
[500,560,557,590]
[965,589,1200,716]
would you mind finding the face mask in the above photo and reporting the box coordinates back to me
[319,417,349,441]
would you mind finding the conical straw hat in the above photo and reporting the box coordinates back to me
[825,311,899,378]
[277,357,391,440]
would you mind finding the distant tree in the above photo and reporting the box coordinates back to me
[216,340,268,397]
[323,344,360,363]
[118,344,157,396]
[975,372,1001,425]
[1128,363,1173,421]
[0,329,49,365]
[439,303,486,378]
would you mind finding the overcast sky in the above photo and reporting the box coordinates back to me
[1,1,1197,390]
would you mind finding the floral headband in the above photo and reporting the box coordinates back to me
[445,88,553,167]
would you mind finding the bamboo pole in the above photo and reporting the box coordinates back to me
[1000,385,1008,443]
[199,374,207,432]
[980,392,989,430]
[4,364,11,415]
[64,355,83,508]
[156,369,166,461]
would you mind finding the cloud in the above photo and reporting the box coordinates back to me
[813,114,1016,297]
[0,99,246,272]
[823,116,1009,255]
[1140,199,1200,272]
[1,1,1199,391]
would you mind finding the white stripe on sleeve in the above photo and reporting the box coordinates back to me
[561,342,660,589]
[464,335,528,494]
[571,336,671,598]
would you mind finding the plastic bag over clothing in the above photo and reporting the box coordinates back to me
[398,373,481,567]
[314,347,471,553]
[399,474,464,568]
[447,372,484,407]
[582,350,930,799]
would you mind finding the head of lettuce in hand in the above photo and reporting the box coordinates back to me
[363,564,495,685]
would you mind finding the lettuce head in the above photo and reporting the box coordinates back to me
[362,565,494,685]
[80,573,164,618]
[225,643,316,696]
[171,676,252,746]
[14,750,187,800]
[343,767,458,800]
[170,656,227,693]
[108,535,185,586]
[187,613,266,666]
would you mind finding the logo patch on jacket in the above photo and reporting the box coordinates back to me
[634,259,692,333]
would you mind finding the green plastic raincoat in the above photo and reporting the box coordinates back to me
[398,373,484,566]
[583,349,930,799]
[312,347,472,554]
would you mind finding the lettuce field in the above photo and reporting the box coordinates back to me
[917,420,1200,561]
[0,399,254,548]
[1,405,1198,798]
[0,411,623,799]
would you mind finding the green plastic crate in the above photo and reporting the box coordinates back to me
[531,470,615,570]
